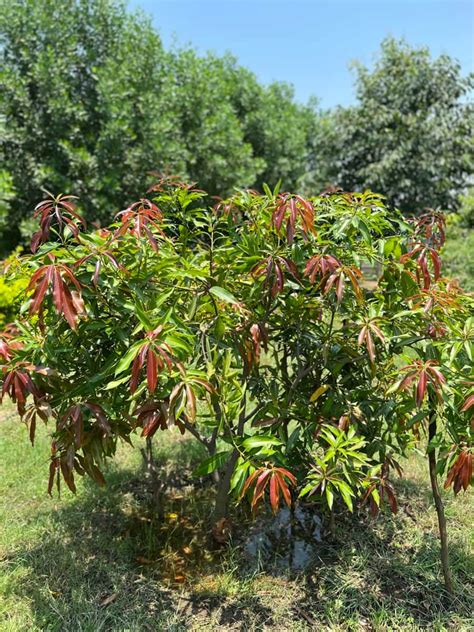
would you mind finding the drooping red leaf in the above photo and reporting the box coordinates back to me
[271,193,315,243]
[251,470,272,509]
[416,371,427,407]
[31,192,85,252]
[28,263,84,329]
[385,484,398,514]
[277,467,297,486]
[146,348,158,393]
[60,459,77,493]
[185,384,197,422]
[240,469,260,498]
[444,451,472,494]
[461,394,474,413]
[269,472,279,514]
[429,249,442,280]
[358,326,367,348]
[275,471,292,507]
[155,344,173,371]
[29,413,36,445]
[130,348,146,394]
[48,456,59,496]
[366,330,375,364]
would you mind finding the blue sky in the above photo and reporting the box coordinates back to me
[130,0,473,108]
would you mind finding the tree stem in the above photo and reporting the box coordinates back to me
[212,389,247,523]
[212,449,239,522]
[428,413,454,594]
[141,436,165,521]
[329,507,336,539]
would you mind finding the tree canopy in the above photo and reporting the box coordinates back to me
[1,180,472,591]
[315,38,474,214]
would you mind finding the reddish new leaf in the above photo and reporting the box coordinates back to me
[416,371,427,407]
[146,348,158,393]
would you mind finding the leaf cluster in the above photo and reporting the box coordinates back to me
[0,179,472,517]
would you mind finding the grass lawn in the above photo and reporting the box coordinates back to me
[0,407,473,631]
[442,226,474,291]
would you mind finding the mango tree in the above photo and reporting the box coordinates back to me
[1,180,472,592]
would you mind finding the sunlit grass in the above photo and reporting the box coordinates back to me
[0,408,472,631]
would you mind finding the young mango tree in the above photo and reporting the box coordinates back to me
[1,180,472,592]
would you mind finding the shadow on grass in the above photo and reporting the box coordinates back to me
[3,442,473,630]
[294,519,473,628]
[2,437,275,630]
[289,472,473,628]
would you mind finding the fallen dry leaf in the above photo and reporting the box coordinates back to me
[136,556,155,565]
[211,517,232,544]
[100,593,117,607]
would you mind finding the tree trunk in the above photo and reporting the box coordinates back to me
[144,436,154,474]
[212,391,247,524]
[428,413,454,593]
[212,448,239,522]
[141,436,165,521]
[329,507,336,540]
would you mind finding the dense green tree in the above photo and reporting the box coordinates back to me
[0,0,314,251]
[314,38,474,214]
[1,0,156,246]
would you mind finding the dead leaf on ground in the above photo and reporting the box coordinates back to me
[136,556,156,565]
[211,517,232,544]
[100,593,117,607]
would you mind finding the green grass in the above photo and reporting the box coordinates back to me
[0,408,473,631]
[442,226,474,291]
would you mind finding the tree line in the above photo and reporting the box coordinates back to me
[0,0,473,252]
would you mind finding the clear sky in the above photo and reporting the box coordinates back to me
[129,0,474,108]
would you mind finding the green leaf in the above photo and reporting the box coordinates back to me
[299,482,316,498]
[310,384,330,402]
[192,451,231,477]
[209,286,238,304]
[114,341,144,375]
[262,183,273,198]
[383,236,402,258]
[230,459,251,495]
[135,303,154,331]
[325,484,334,509]
[336,480,354,511]
[286,427,300,453]
[242,435,282,450]
[370,487,380,507]
[358,219,372,244]
[449,342,462,363]
[463,341,473,362]
[104,375,130,390]
[407,410,429,428]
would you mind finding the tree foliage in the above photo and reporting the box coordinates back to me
[0,0,314,251]
[315,38,474,214]
[1,5,473,257]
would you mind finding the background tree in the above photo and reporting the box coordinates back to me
[0,0,314,252]
[315,38,474,214]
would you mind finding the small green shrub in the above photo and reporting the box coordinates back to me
[0,248,28,328]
